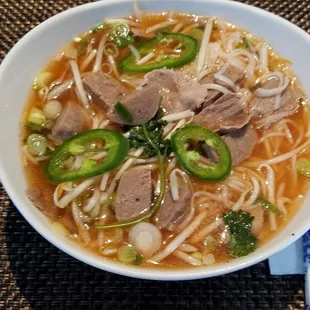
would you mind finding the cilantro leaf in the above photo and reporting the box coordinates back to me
[222,210,258,257]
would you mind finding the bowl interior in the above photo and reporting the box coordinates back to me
[0,0,310,280]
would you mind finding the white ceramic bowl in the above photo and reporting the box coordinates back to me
[0,0,310,281]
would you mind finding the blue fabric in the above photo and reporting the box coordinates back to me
[268,237,304,275]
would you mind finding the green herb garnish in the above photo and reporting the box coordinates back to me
[236,37,250,50]
[128,109,171,158]
[222,210,257,258]
[255,197,282,216]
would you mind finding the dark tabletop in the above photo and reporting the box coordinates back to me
[0,0,308,309]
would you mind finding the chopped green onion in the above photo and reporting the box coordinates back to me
[296,157,310,178]
[25,122,43,132]
[203,235,218,250]
[191,252,202,260]
[117,245,137,263]
[32,72,53,90]
[62,45,78,59]
[27,133,47,156]
[115,102,133,123]
[27,107,46,126]
[236,37,250,50]
[43,100,62,119]
[255,197,282,216]
[109,24,134,48]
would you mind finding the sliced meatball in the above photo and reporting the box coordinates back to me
[114,170,152,222]
[51,102,86,140]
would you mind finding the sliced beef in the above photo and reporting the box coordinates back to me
[203,125,257,166]
[193,93,251,133]
[249,207,264,236]
[215,64,245,89]
[52,102,86,140]
[250,75,301,127]
[156,183,192,231]
[114,170,152,222]
[107,84,160,125]
[83,72,129,111]
[222,125,257,166]
[200,64,246,107]
[144,69,208,113]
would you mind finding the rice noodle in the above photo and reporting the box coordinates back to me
[47,80,73,100]
[201,83,230,94]
[276,183,286,201]
[162,110,194,122]
[291,155,298,189]
[107,55,120,77]
[103,42,119,58]
[163,122,175,135]
[258,164,277,230]
[166,158,177,176]
[178,244,198,252]
[244,177,260,207]
[255,76,289,97]
[277,197,291,216]
[172,22,184,33]
[258,43,269,71]
[172,249,202,266]
[182,23,199,34]
[137,52,155,65]
[104,18,139,26]
[169,168,190,201]
[134,157,158,164]
[259,132,286,143]
[196,18,214,76]
[93,36,106,73]
[72,201,90,245]
[213,72,236,91]
[165,119,186,139]
[81,49,97,71]
[72,155,84,171]
[69,60,89,108]
[55,177,96,208]
[232,189,251,211]
[190,218,223,244]
[128,44,141,62]
[100,173,110,192]
[146,20,178,33]
[107,148,144,194]
[91,152,107,160]
[84,187,100,212]
[255,108,299,129]
[246,139,310,166]
[150,211,208,262]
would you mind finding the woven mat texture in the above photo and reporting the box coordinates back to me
[0,0,308,309]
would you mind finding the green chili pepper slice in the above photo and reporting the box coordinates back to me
[119,33,199,73]
[171,125,232,182]
[45,129,129,183]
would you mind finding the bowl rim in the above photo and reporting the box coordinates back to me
[1,0,310,281]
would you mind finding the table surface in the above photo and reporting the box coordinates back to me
[0,0,308,309]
